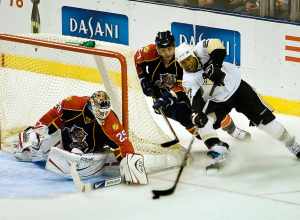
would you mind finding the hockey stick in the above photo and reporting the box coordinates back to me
[70,162,122,192]
[152,84,218,199]
[160,108,180,148]
[159,83,217,148]
[152,80,179,148]
[152,135,195,199]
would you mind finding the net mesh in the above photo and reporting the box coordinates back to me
[0,34,184,159]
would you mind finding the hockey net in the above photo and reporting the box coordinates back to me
[0,33,185,173]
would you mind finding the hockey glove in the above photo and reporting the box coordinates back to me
[152,91,176,111]
[140,77,154,97]
[204,64,225,86]
[191,112,208,128]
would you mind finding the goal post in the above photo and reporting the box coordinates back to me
[0,33,129,131]
[0,33,186,173]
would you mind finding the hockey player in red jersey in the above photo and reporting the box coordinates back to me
[134,30,250,141]
[14,91,148,184]
[175,39,300,165]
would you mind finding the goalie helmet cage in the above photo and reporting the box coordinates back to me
[0,33,185,173]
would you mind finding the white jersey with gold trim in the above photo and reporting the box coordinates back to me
[183,40,242,103]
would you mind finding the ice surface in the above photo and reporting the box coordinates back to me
[1,110,300,220]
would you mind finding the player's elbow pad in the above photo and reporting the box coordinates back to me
[140,77,154,97]
[209,49,226,68]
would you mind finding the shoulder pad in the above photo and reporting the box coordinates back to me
[61,96,89,110]
[134,44,159,64]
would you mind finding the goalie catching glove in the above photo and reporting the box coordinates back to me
[120,153,148,184]
[14,125,59,162]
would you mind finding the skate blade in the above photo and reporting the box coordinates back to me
[205,158,226,175]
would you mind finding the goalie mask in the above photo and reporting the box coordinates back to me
[175,43,202,73]
[89,91,111,121]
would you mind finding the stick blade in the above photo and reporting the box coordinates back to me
[161,139,179,148]
[152,186,175,199]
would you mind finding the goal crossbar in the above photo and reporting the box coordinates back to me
[0,33,129,131]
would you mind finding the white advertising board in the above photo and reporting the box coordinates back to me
[0,0,299,114]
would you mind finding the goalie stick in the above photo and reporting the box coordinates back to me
[152,135,195,199]
[70,162,122,192]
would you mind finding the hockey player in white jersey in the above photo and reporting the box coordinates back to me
[135,31,250,142]
[175,39,300,164]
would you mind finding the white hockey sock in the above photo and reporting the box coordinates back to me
[258,119,293,145]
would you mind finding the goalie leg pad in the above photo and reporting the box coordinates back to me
[120,154,148,185]
[46,147,112,179]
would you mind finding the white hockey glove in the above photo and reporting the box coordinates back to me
[14,125,61,162]
[120,153,148,185]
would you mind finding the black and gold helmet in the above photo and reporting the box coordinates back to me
[155,30,175,48]
[89,91,111,120]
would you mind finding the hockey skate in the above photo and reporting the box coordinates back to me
[228,127,251,141]
[285,137,300,159]
[206,142,229,171]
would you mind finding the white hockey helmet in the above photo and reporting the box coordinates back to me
[89,91,111,121]
[175,43,194,62]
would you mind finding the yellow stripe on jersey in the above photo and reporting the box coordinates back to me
[207,39,225,54]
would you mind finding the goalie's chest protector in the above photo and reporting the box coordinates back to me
[60,99,118,152]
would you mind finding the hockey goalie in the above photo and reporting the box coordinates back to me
[13,90,148,185]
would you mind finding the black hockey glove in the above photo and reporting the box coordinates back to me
[191,112,208,128]
[140,77,154,97]
[203,64,225,86]
[152,91,176,111]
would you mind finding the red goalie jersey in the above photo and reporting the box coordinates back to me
[37,95,134,160]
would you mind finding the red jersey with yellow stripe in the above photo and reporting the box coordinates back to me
[37,96,134,159]
[134,44,185,96]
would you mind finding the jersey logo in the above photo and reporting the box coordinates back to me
[112,123,119,131]
[84,116,92,124]
[54,102,62,113]
[143,46,150,53]
[65,96,73,101]
[64,125,88,150]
